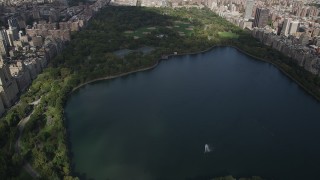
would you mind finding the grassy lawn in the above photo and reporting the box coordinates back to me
[218,31,239,39]
[124,21,194,38]
[173,20,194,35]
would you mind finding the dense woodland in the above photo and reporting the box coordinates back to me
[0,6,319,179]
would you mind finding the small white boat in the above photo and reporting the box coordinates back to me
[204,144,212,153]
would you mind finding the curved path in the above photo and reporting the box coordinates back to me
[15,98,41,178]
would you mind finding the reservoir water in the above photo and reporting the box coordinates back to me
[65,47,320,180]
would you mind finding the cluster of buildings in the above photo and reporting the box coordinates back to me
[1,0,319,116]
[0,0,67,6]
[110,0,207,8]
[0,0,109,116]
[209,0,320,77]
[252,27,320,75]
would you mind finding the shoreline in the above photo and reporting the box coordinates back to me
[72,60,160,92]
[71,45,320,102]
[230,46,320,102]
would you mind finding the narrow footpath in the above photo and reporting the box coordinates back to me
[14,98,41,178]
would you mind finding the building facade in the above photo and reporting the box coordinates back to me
[289,21,299,36]
[253,8,270,28]
[281,18,292,36]
[244,0,254,20]
[0,64,19,108]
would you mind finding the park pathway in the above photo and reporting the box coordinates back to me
[14,98,41,178]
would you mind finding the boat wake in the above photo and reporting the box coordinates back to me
[204,144,213,153]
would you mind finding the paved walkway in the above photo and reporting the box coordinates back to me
[15,98,41,178]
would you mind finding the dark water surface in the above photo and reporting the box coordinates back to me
[65,47,320,180]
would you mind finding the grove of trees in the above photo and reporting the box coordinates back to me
[0,5,319,179]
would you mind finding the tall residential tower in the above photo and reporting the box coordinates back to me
[253,8,270,28]
[244,0,254,20]
[281,18,292,36]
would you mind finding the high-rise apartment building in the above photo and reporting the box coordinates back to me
[253,8,270,28]
[288,21,299,36]
[0,64,19,108]
[0,40,7,56]
[281,18,292,36]
[6,26,19,46]
[0,29,8,56]
[0,29,9,47]
[244,0,254,20]
[8,17,19,29]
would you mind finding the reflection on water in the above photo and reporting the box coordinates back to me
[66,47,320,180]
